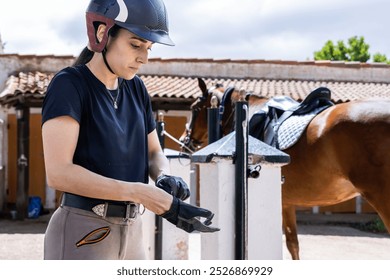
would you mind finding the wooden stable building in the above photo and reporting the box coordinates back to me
[0,54,390,217]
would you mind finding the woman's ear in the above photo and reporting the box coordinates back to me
[96,24,107,43]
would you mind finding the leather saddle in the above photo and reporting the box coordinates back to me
[249,87,334,149]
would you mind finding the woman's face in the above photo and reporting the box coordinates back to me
[105,28,153,80]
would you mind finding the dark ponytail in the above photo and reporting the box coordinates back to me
[73,25,122,66]
[73,47,94,66]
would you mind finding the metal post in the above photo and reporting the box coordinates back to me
[157,112,165,149]
[0,118,5,212]
[16,106,30,220]
[234,92,249,260]
[154,112,165,260]
[208,96,221,144]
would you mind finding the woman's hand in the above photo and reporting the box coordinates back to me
[155,174,190,200]
[160,197,220,233]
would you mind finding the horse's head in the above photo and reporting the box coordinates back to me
[180,78,247,153]
[179,78,225,152]
[179,78,270,153]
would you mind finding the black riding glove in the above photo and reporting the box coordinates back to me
[160,197,220,233]
[155,174,190,201]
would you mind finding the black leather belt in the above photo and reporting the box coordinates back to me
[61,193,138,220]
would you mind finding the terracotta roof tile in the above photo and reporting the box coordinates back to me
[0,71,54,106]
[143,75,390,104]
[146,57,390,69]
[1,71,390,107]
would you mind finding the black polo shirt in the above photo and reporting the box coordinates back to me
[42,65,156,183]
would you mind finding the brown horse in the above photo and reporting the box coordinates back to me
[180,78,390,260]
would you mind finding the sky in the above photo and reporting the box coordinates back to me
[0,0,389,61]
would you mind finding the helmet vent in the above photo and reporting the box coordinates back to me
[150,3,168,32]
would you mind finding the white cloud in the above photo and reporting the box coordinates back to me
[0,0,85,55]
[0,0,389,61]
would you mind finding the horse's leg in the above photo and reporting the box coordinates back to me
[343,119,390,233]
[282,205,300,260]
[364,195,390,233]
[359,181,390,234]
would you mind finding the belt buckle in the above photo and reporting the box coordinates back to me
[92,203,108,217]
[92,202,137,221]
[124,203,137,222]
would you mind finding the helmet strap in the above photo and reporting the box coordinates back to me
[86,12,115,53]
[102,47,115,75]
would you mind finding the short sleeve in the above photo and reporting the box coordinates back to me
[42,69,83,125]
[144,89,156,134]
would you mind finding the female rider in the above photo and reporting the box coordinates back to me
[42,0,218,260]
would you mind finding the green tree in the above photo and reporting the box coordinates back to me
[373,52,390,64]
[314,36,371,62]
[314,40,348,61]
[348,36,370,62]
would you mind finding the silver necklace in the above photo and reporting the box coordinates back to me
[106,88,119,109]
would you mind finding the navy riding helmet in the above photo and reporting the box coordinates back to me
[86,0,174,52]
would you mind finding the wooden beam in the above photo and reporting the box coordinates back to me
[151,97,195,111]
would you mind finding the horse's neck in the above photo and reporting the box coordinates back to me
[248,102,265,120]
[219,96,268,135]
[248,96,268,120]
[221,103,235,135]
[213,90,224,102]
